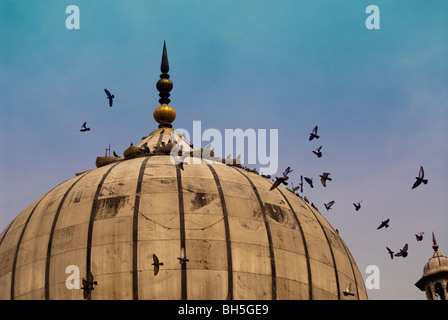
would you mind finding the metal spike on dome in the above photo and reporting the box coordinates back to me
[161,40,169,75]
[432,232,439,252]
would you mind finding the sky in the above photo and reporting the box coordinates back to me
[1,0,447,300]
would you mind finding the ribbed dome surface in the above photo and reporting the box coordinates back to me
[0,129,367,300]
[423,251,448,277]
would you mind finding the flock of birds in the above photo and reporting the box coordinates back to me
[268,125,430,263]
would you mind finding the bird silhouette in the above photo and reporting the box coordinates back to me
[291,182,300,193]
[353,201,363,211]
[342,283,355,297]
[304,177,314,188]
[324,200,335,211]
[377,219,390,230]
[283,166,293,176]
[319,172,332,187]
[81,271,97,299]
[152,254,164,276]
[80,122,90,132]
[386,247,394,259]
[394,243,409,258]
[415,232,424,241]
[299,175,304,193]
[113,151,119,157]
[309,126,319,141]
[104,88,114,107]
[412,166,428,189]
[270,176,289,191]
[177,247,189,264]
[312,146,323,158]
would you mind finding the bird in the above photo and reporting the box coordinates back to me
[319,172,332,187]
[353,201,363,211]
[113,151,119,157]
[312,146,323,158]
[152,254,164,275]
[299,175,304,193]
[386,247,394,259]
[304,177,314,188]
[81,271,97,299]
[309,126,319,141]
[324,200,335,211]
[177,247,189,264]
[291,182,300,193]
[415,232,424,241]
[104,88,114,107]
[343,283,355,296]
[395,243,409,258]
[283,166,293,176]
[80,122,90,132]
[412,166,428,189]
[377,219,390,230]
[270,176,289,191]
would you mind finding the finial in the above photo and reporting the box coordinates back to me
[432,232,439,252]
[154,41,176,128]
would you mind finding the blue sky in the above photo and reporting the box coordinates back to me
[1,0,447,299]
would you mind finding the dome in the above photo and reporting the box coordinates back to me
[423,251,448,277]
[0,42,367,300]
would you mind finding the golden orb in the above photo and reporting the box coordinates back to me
[156,78,173,92]
[153,104,176,125]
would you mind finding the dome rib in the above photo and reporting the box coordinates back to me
[85,161,122,300]
[275,187,313,299]
[132,156,151,300]
[233,167,277,300]
[175,162,187,300]
[44,171,91,300]
[204,161,233,300]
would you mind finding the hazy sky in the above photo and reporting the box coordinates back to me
[1,0,447,300]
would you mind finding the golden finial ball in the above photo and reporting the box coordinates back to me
[153,104,176,124]
[156,78,173,92]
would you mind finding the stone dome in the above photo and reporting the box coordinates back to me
[0,42,367,300]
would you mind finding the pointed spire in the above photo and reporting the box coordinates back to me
[432,232,439,252]
[161,41,169,75]
[154,41,176,128]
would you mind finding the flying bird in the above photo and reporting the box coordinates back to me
[291,182,300,193]
[386,247,394,259]
[177,247,189,264]
[152,254,164,276]
[319,172,332,187]
[299,175,304,193]
[342,283,355,297]
[80,122,90,132]
[309,126,319,141]
[394,243,409,258]
[415,232,424,241]
[324,200,335,211]
[312,146,323,158]
[377,219,390,230]
[353,201,363,211]
[304,177,314,188]
[270,176,289,191]
[283,166,293,176]
[412,166,428,189]
[104,88,114,107]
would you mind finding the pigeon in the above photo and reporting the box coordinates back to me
[324,200,335,211]
[291,182,300,193]
[377,219,390,230]
[394,243,409,258]
[270,176,289,191]
[152,254,164,276]
[283,166,293,176]
[80,122,90,132]
[309,126,319,141]
[412,166,428,189]
[319,172,332,187]
[104,89,114,107]
[304,177,314,188]
[386,247,394,259]
[81,271,97,299]
[312,146,323,158]
[353,201,363,211]
[415,232,424,241]
[299,175,304,193]
[177,247,189,264]
[113,151,119,157]
[343,283,355,297]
